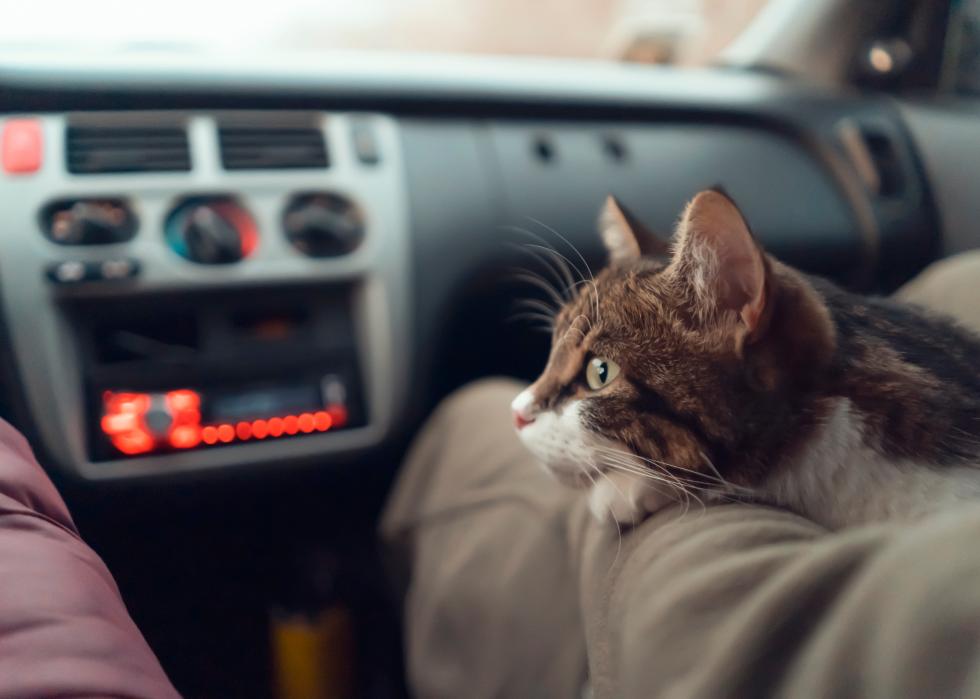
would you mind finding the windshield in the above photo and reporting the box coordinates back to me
[2,0,767,65]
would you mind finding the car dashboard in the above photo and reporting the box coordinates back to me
[0,52,939,483]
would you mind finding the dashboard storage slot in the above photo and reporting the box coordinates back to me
[89,311,200,364]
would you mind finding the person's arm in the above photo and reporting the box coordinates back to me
[579,501,980,699]
[0,418,180,699]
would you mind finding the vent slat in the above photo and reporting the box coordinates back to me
[66,126,191,174]
[218,126,329,170]
[220,131,325,140]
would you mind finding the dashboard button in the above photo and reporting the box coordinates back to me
[47,258,140,284]
[1,119,43,174]
[350,118,380,165]
[100,258,138,279]
[49,260,87,284]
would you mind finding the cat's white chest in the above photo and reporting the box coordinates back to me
[764,399,980,528]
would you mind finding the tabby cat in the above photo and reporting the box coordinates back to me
[512,190,980,529]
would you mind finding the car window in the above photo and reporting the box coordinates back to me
[945,0,980,94]
[2,0,768,66]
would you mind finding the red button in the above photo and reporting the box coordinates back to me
[2,119,43,174]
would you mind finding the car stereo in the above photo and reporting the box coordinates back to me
[72,282,367,463]
[99,375,356,459]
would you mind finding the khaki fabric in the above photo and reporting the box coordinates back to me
[382,380,587,698]
[380,253,980,699]
[895,249,980,330]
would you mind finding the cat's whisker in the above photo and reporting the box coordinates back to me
[504,240,577,301]
[526,217,602,324]
[527,217,595,282]
[512,297,559,318]
[503,225,589,289]
[508,269,566,310]
[507,266,565,303]
[655,458,751,496]
[592,445,753,496]
[506,314,555,335]
[587,461,625,568]
[509,271,567,310]
[596,456,678,489]
[519,243,580,299]
[597,456,697,513]
[606,470,693,517]
[596,453,711,515]
[508,312,555,324]
[593,447,729,490]
[696,450,753,501]
[564,315,590,342]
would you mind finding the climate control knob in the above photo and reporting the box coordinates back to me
[165,198,258,264]
[283,193,364,258]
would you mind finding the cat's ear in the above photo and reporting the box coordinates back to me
[598,196,671,264]
[670,189,768,337]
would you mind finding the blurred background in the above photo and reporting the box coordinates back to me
[3,0,766,65]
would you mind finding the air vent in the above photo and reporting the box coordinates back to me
[66,126,191,174]
[218,126,329,171]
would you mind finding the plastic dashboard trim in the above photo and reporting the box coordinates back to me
[0,111,412,481]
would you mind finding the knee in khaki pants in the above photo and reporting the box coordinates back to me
[381,378,587,698]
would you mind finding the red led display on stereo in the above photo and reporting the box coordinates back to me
[100,392,155,455]
[101,388,347,456]
[165,389,202,449]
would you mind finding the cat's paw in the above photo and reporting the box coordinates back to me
[588,470,669,527]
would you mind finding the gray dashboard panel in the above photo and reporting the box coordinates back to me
[486,121,861,277]
[0,111,412,480]
[899,100,980,256]
[396,120,503,407]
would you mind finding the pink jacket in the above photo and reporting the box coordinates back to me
[0,418,179,698]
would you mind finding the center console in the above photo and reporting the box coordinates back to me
[0,111,411,479]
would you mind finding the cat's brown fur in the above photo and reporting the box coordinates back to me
[514,190,980,528]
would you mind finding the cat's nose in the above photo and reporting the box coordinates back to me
[513,410,535,430]
[511,389,537,430]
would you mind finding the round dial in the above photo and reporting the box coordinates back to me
[42,199,137,245]
[283,193,365,258]
[165,198,258,264]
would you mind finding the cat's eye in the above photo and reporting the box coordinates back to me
[585,357,620,390]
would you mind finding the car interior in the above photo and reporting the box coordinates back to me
[0,0,978,696]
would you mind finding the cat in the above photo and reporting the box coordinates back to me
[512,189,980,530]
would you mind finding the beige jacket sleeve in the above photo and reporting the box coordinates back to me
[578,500,980,698]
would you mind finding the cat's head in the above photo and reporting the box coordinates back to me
[511,189,836,491]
